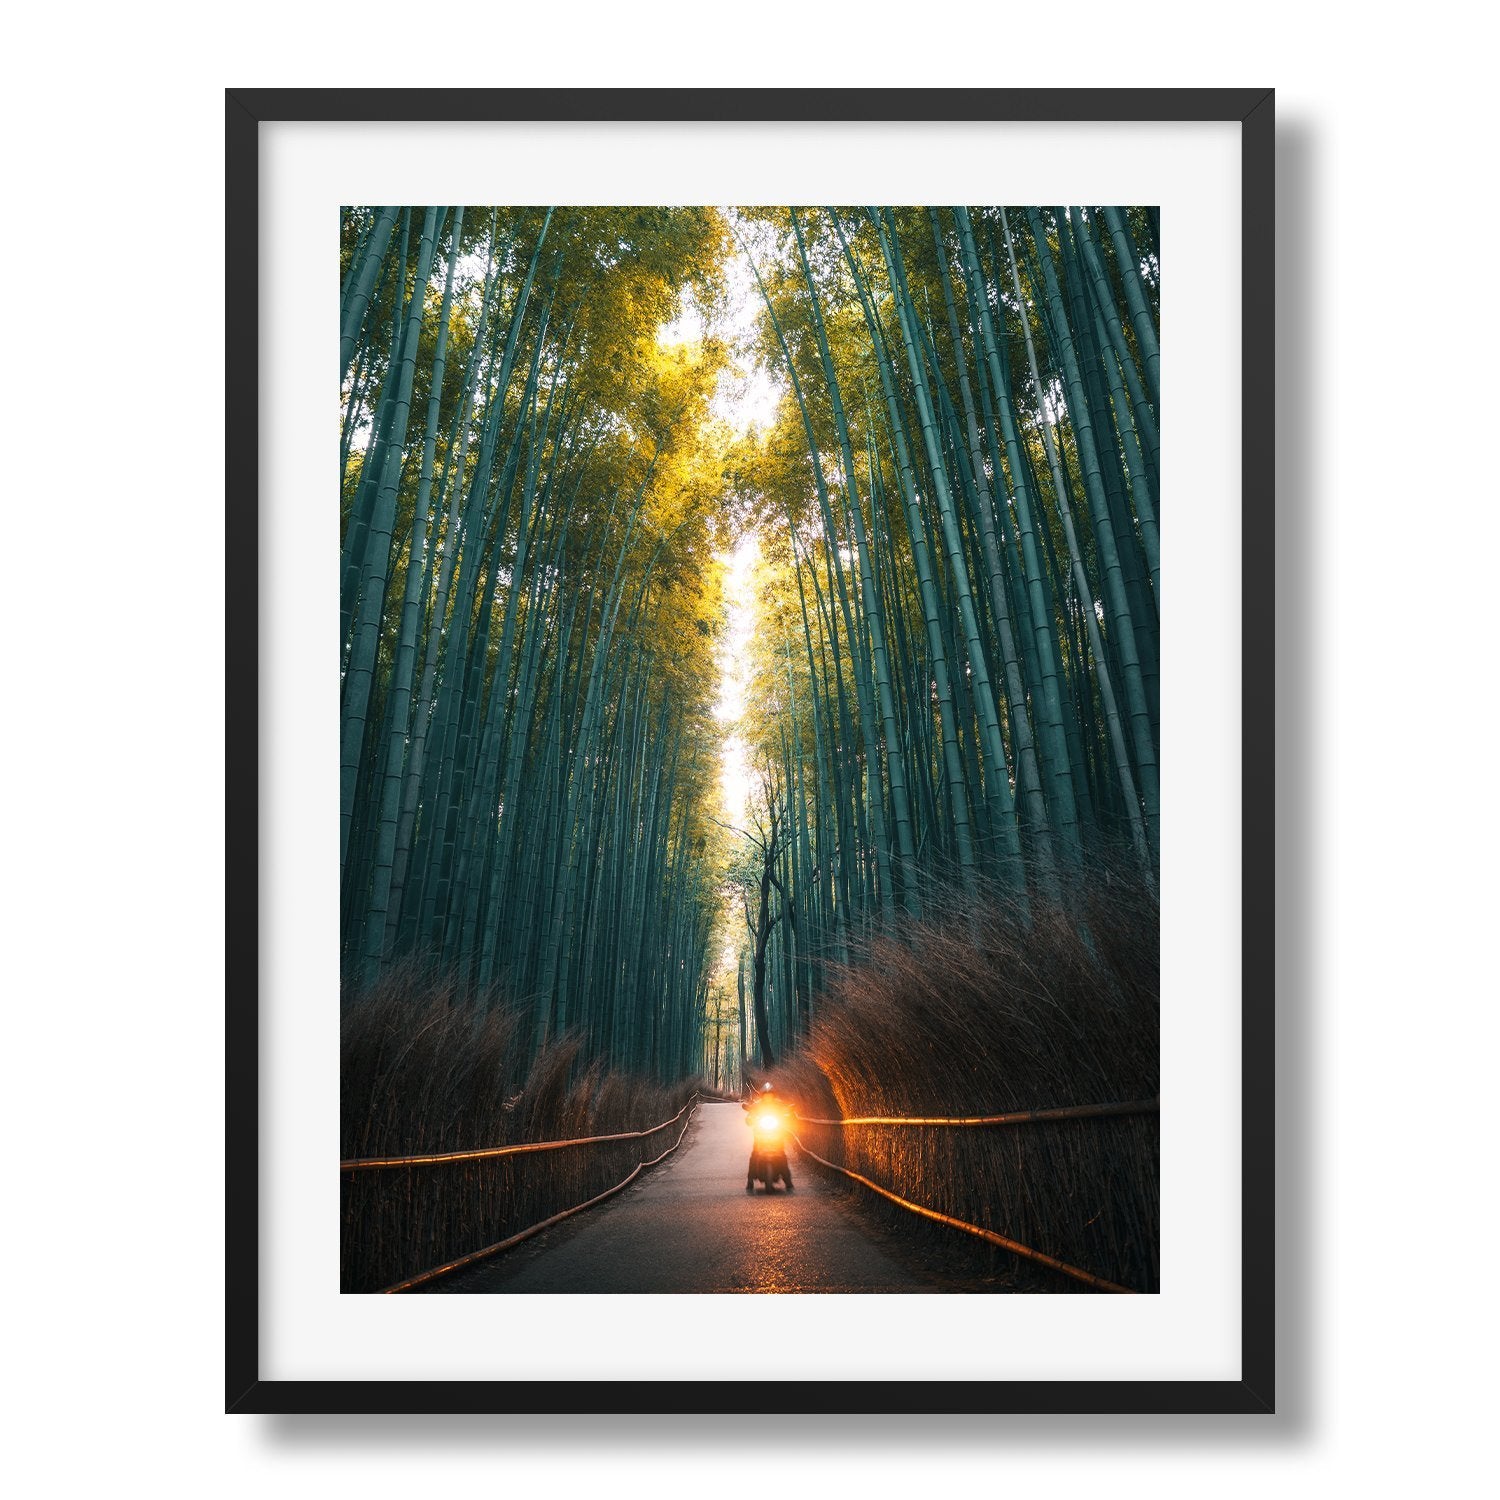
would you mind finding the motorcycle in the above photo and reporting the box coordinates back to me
[744,1095,794,1193]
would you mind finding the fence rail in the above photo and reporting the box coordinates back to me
[795,1097,1158,1128]
[791,1094,1158,1294]
[346,1090,1156,1294]
[382,1105,698,1293]
[340,1096,698,1173]
[792,1131,1137,1293]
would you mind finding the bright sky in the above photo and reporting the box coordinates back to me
[713,532,760,829]
[658,210,783,433]
[710,537,760,1003]
[658,214,786,844]
[657,217,788,1023]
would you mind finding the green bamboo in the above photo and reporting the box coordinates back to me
[1025,207,1158,859]
[1100,206,1160,410]
[999,208,1149,869]
[877,209,1025,894]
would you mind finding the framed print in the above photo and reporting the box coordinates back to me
[227,87,1274,1414]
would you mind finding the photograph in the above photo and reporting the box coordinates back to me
[337,202,1162,1299]
[7,10,1494,1490]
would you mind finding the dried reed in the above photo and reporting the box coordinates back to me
[779,867,1159,1292]
[340,962,697,1293]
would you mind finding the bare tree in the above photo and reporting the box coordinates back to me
[739,769,793,1069]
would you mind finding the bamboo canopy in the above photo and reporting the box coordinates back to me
[339,205,1161,1083]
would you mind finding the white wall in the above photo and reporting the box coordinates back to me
[4,2,1495,1495]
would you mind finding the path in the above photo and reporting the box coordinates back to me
[426,1101,949,1293]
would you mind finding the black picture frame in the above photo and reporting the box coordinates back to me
[226,86,1274,1416]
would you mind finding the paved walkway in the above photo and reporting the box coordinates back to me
[428,1101,947,1293]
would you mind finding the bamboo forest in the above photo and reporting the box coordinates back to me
[340,205,1161,1295]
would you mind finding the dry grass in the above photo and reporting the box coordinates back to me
[779,867,1160,1292]
[340,962,698,1293]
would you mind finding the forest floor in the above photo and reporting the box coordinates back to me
[421,1101,1022,1294]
